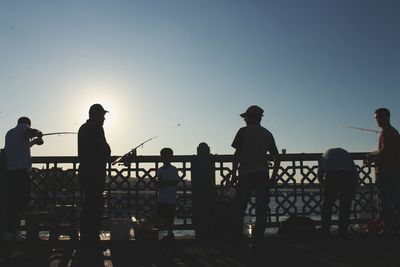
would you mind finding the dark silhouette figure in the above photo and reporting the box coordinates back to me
[366,108,400,236]
[230,105,280,251]
[157,147,180,241]
[2,117,43,240]
[78,104,111,262]
[317,147,358,236]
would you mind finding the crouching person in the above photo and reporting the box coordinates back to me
[318,148,358,236]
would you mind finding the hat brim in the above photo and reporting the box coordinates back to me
[95,110,108,114]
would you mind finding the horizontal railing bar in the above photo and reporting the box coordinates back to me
[32,152,369,164]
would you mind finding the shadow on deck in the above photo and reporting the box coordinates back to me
[1,232,400,267]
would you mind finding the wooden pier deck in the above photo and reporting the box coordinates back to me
[1,232,400,267]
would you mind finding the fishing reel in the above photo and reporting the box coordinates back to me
[112,136,157,166]
[113,149,137,166]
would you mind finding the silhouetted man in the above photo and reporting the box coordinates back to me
[78,104,111,257]
[2,117,43,240]
[230,105,280,251]
[366,108,400,236]
[318,148,358,236]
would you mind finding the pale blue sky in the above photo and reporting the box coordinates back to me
[1,0,399,156]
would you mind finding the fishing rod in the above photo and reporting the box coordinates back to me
[342,125,380,134]
[42,132,77,136]
[112,136,158,165]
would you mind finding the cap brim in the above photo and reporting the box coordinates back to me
[240,112,262,118]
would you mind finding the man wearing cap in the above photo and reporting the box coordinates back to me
[230,105,280,251]
[78,104,111,258]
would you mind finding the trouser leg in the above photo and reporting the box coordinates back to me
[158,202,175,233]
[79,175,105,246]
[4,170,30,233]
[80,188,104,243]
[338,174,356,234]
[252,174,269,244]
[392,173,400,221]
[232,176,253,241]
[321,175,338,231]
[377,173,398,230]
[338,196,352,234]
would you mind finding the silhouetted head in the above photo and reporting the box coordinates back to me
[89,103,108,125]
[240,105,263,125]
[17,116,31,127]
[375,108,390,128]
[160,147,173,165]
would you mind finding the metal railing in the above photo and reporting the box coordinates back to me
[28,151,377,232]
[214,152,377,226]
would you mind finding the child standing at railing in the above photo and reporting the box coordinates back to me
[156,147,180,241]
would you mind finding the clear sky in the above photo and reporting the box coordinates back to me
[1,0,399,157]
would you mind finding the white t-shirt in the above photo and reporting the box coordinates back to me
[157,165,180,204]
[5,123,32,171]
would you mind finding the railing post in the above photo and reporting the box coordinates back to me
[192,143,216,240]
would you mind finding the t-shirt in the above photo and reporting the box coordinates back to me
[5,123,31,171]
[231,124,278,174]
[319,148,357,174]
[374,126,400,174]
[157,165,180,204]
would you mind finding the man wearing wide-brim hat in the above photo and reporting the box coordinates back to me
[230,105,280,252]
